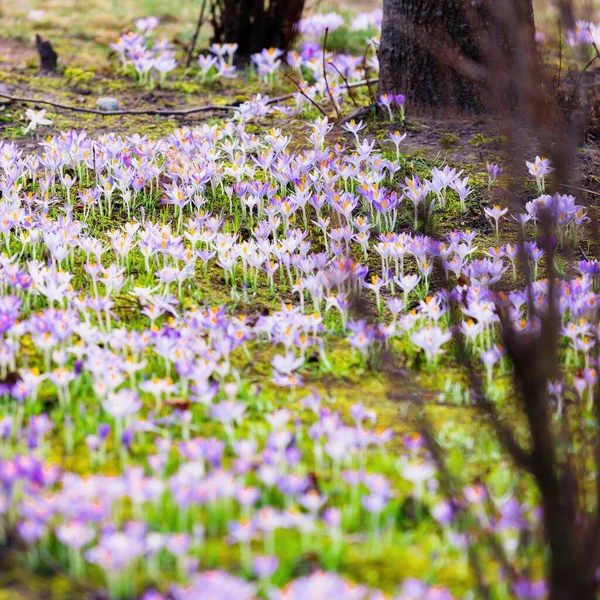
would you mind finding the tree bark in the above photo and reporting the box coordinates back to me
[211,0,305,57]
[378,0,537,113]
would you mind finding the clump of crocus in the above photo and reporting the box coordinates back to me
[526,156,553,192]
[378,93,406,123]
[486,162,502,188]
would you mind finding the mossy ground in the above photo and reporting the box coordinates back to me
[1,0,600,597]
[0,123,548,596]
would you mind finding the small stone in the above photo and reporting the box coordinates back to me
[96,97,120,111]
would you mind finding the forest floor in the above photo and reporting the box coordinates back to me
[0,1,600,599]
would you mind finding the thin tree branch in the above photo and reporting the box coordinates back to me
[284,73,328,117]
[363,40,377,105]
[322,28,341,121]
[267,77,378,104]
[478,399,534,471]
[328,61,359,108]
[186,0,210,68]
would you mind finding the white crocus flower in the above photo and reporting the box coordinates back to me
[24,109,53,133]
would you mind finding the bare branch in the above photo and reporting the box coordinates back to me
[0,79,379,118]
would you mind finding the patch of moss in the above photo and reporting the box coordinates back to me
[64,67,96,88]
[468,133,493,147]
[438,132,460,148]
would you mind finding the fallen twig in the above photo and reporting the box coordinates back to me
[0,92,235,116]
[0,78,379,118]
[559,182,600,197]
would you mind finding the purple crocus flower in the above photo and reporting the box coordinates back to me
[403,432,424,452]
[431,500,453,526]
[170,571,256,600]
[17,520,46,544]
[253,554,279,579]
[513,579,547,599]
[97,423,111,440]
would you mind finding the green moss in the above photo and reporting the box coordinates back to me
[325,26,374,56]
[438,132,460,148]
[64,67,96,88]
[468,133,493,147]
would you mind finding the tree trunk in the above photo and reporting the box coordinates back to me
[378,0,537,113]
[211,0,305,57]
[549,573,597,600]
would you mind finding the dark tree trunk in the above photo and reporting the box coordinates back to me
[378,0,537,113]
[211,0,305,57]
